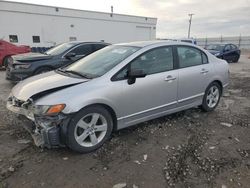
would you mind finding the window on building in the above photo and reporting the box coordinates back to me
[32,36,40,43]
[69,37,77,41]
[9,35,18,43]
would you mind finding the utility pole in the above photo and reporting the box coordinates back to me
[188,13,194,38]
[110,6,113,17]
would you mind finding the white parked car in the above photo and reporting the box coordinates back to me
[7,41,229,153]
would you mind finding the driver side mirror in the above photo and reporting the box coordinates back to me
[127,69,146,85]
[65,52,76,59]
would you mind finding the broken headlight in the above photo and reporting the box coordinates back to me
[30,104,66,115]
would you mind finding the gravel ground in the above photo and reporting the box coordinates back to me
[0,55,250,188]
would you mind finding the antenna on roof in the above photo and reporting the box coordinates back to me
[110,6,113,17]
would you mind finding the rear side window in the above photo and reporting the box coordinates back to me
[70,45,92,56]
[94,44,108,51]
[230,44,237,50]
[177,46,202,68]
[202,52,208,64]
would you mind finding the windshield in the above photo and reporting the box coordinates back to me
[46,43,76,55]
[64,45,140,78]
[206,44,224,51]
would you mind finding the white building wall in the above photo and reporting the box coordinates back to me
[0,1,157,47]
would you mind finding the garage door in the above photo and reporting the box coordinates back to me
[136,26,151,41]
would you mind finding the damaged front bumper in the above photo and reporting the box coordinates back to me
[6,97,71,148]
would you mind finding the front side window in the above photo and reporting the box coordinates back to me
[46,43,76,55]
[177,46,202,68]
[69,45,92,56]
[114,47,174,80]
[9,35,18,43]
[65,45,140,78]
[130,47,174,74]
[202,52,208,64]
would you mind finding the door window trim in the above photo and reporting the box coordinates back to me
[174,45,209,70]
[111,45,177,81]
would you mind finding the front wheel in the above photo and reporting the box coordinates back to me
[201,82,222,112]
[66,105,113,153]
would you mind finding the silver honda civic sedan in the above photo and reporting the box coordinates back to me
[7,41,229,153]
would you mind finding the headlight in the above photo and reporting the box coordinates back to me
[14,63,31,69]
[30,104,66,115]
[214,53,221,56]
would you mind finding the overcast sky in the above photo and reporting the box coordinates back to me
[5,0,250,38]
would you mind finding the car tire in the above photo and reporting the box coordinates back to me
[201,82,222,112]
[66,105,113,153]
[34,67,52,75]
[232,56,239,63]
[3,56,11,68]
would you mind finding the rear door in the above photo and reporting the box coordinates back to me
[176,45,212,106]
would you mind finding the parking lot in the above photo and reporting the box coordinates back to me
[0,53,250,188]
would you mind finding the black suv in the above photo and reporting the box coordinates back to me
[6,41,109,81]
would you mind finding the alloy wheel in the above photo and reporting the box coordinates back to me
[74,113,108,147]
[206,86,220,108]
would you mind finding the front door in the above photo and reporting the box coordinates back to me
[111,46,178,128]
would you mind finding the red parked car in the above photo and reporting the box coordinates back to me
[0,40,31,67]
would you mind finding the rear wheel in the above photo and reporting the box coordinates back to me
[34,67,52,75]
[66,105,113,153]
[201,82,222,112]
[232,55,240,63]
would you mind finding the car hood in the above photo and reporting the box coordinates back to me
[208,50,221,55]
[12,52,53,62]
[11,71,88,101]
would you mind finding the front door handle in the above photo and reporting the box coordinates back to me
[165,75,176,82]
[200,69,209,74]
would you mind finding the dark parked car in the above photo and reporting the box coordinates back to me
[6,41,109,81]
[206,43,241,63]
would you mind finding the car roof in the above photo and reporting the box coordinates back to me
[208,43,232,46]
[64,41,110,45]
[116,40,194,48]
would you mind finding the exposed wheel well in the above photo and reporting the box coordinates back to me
[81,104,118,131]
[211,80,223,92]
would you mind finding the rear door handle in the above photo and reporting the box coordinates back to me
[200,69,209,74]
[165,75,176,82]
